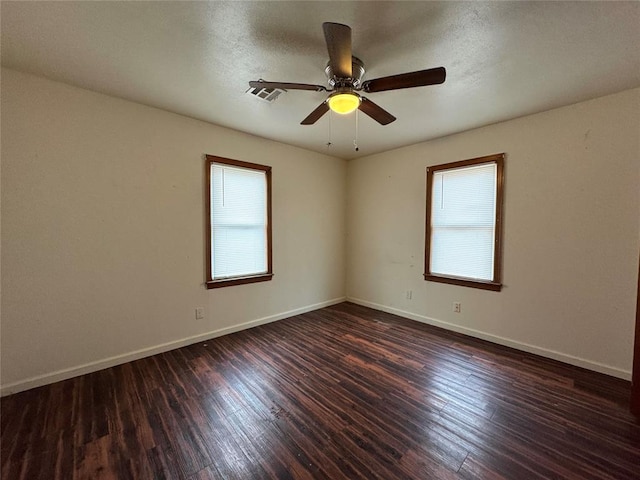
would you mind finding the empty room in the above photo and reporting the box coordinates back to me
[1,1,639,479]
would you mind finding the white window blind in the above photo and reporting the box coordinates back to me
[429,162,497,281]
[210,163,267,279]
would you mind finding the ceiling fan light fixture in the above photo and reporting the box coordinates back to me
[328,92,361,114]
[251,23,445,127]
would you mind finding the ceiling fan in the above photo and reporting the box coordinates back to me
[249,22,446,126]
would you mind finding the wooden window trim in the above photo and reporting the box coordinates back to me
[205,155,273,289]
[424,153,504,291]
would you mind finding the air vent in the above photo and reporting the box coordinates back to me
[246,82,285,103]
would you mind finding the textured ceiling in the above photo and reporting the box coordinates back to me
[2,1,639,159]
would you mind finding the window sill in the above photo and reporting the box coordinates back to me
[424,273,502,292]
[206,273,273,289]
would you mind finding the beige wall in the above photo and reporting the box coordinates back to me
[346,87,640,379]
[2,67,638,395]
[0,69,347,394]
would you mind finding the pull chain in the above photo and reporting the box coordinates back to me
[221,168,225,206]
[326,109,333,149]
[353,109,359,152]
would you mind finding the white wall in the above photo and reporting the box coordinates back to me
[0,68,347,394]
[346,88,640,379]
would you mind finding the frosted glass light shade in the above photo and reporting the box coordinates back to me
[328,93,360,114]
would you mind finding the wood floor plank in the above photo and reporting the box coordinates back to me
[2,302,639,479]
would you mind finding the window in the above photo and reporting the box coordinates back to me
[206,155,272,289]
[424,153,504,291]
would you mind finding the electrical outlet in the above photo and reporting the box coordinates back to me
[453,302,461,313]
[195,307,205,320]
[406,290,412,300]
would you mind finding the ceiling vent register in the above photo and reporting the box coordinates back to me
[246,82,285,103]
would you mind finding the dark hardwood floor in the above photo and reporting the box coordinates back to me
[2,302,639,479]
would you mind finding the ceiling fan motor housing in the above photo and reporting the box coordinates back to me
[325,57,365,89]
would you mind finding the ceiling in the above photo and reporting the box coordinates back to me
[2,1,639,160]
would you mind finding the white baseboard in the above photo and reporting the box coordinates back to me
[0,297,347,397]
[347,297,632,381]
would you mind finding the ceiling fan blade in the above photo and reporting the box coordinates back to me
[358,97,396,125]
[361,67,446,93]
[301,101,329,125]
[323,22,352,78]
[249,80,327,92]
